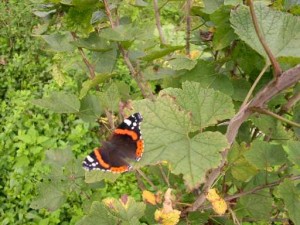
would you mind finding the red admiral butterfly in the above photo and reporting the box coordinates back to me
[83,113,144,173]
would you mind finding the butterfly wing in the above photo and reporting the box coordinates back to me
[82,113,144,173]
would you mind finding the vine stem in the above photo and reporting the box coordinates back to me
[71,32,96,79]
[225,175,300,202]
[280,92,300,113]
[253,107,300,128]
[153,0,166,44]
[241,63,269,108]
[136,169,158,191]
[247,0,282,77]
[198,175,300,211]
[185,0,191,56]
[102,0,154,100]
[186,64,300,212]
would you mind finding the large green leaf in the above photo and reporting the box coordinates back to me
[79,74,113,99]
[134,96,229,189]
[97,83,120,111]
[228,143,258,182]
[250,114,293,140]
[30,182,66,212]
[32,92,80,113]
[31,149,85,211]
[202,0,224,14]
[237,189,273,220]
[230,2,300,61]
[41,33,75,52]
[168,56,197,71]
[92,46,118,74]
[180,59,234,96]
[71,32,112,51]
[77,201,117,225]
[210,6,237,50]
[77,197,145,225]
[78,94,103,122]
[99,25,139,42]
[283,141,300,167]
[162,81,235,129]
[244,140,287,170]
[277,179,300,225]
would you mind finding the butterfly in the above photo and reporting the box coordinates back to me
[82,113,144,173]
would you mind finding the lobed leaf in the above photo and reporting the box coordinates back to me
[32,92,80,113]
[134,95,229,189]
[230,2,300,61]
[283,141,300,167]
[277,179,300,225]
[162,81,235,129]
[244,140,287,170]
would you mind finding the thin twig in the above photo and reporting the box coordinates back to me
[136,169,158,191]
[102,0,154,100]
[280,92,300,113]
[153,0,166,44]
[185,0,191,57]
[252,107,300,128]
[71,32,96,79]
[159,164,170,187]
[198,175,300,212]
[104,109,115,129]
[225,175,300,202]
[247,0,282,77]
[241,63,269,108]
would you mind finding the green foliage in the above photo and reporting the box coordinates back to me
[231,2,300,62]
[3,0,300,224]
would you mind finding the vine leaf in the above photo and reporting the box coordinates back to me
[277,179,300,225]
[230,2,300,61]
[31,149,84,211]
[180,60,234,96]
[134,94,229,189]
[162,81,235,129]
[237,189,273,220]
[244,140,287,170]
[97,83,120,111]
[77,197,145,225]
[77,201,117,225]
[283,141,300,167]
[79,94,103,122]
[41,33,75,52]
[32,92,80,113]
[30,182,66,212]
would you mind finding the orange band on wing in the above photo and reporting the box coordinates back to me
[114,129,138,140]
[110,166,129,173]
[94,148,110,169]
[136,140,144,158]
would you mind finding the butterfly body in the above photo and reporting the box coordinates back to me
[82,113,144,173]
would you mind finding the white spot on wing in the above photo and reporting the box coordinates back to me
[124,119,132,126]
[87,155,94,162]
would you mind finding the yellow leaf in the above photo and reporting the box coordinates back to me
[154,208,181,225]
[142,190,157,205]
[154,188,181,225]
[190,50,200,60]
[206,188,227,215]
